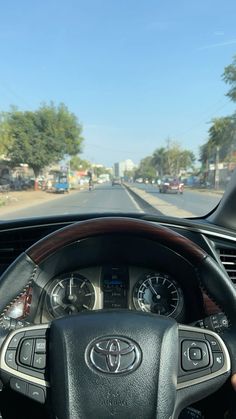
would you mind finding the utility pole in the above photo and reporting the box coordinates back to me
[215,146,220,189]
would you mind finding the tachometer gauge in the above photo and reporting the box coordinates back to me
[133,272,184,320]
[47,273,95,318]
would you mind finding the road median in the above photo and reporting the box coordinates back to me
[124,184,195,217]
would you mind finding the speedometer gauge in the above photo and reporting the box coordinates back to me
[47,273,95,318]
[133,272,184,320]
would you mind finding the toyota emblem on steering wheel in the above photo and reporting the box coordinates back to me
[88,337,142,374]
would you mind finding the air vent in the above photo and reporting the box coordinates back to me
[218,248,236,283]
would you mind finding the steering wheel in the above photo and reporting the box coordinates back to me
[0,217,235,419]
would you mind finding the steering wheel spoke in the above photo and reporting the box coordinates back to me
[0,324,49,404]
[177,324,230,388]
[173,325,231,418]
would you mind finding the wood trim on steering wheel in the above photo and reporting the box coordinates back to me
[26,217,207,265]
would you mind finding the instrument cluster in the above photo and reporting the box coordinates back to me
[42,265,185,322]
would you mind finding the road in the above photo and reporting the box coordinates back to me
[1,183,222,220]
[133,184,222,216]
[1,184,144,220]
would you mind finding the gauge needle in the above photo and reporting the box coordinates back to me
[69,275,73,297]
[148,279,158,297]
[67,275,75,303]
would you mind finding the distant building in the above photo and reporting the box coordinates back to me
[123,159,136,172]
[119,162,125,177]
[113,159,136,177]
[114,162,120,177]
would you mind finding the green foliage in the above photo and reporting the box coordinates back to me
[124,169,135,179]
[70,156,90,171]
[200,56,236,168]
[93,166,110,177]
[135,156,157,181]
[135,141,195,180]
[200,116,236,165]
[0,103,84,177]
[152,142,195,177]
[223,55,236,102]
[0,112,13,155]
[152,147,166,178]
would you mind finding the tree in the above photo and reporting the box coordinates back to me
[93,166,110,177]
[135,142,196,182]
[124,169,135,179]
[223,55,236,102]
[199,57,236,178]
[152,147,167,178]
[152,142,195,177]
[200,116,236,166]
[70,156,90,171]
[1,103,84,178]
[134,156,156,181]
[0,112,13,156]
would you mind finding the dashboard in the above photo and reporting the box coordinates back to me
[0,214,235,334]
[3,265,187,325]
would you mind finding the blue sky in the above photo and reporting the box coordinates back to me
[0,0,236,167]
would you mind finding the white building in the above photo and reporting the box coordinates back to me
[114,159,136,177]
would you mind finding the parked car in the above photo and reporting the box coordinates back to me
[159,177,184,194]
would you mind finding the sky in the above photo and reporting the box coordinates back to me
[0,0,236,167]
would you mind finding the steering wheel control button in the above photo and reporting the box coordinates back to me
[35,338,46,353]
[205,334,221,352]
[182,340,210,371]
[189,348,202,361]
[19,339,34,367]
[212,353,224,373]
[10,378,27,396]
[33,353,46,370]
[28,384,45,403]
[8,332,24,349]
[5,350,17,370]
[18,365,46,380]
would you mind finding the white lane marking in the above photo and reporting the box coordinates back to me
[124,186,144,213]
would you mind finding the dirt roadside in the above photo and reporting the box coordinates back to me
[0,188,83,216]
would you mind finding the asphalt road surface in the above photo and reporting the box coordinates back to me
[133,184,222,216]
[1,183,222,220]
[1,183,144,220]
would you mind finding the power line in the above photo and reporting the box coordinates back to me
[173,96,233,138]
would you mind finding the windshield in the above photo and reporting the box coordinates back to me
[0,1,236,220]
